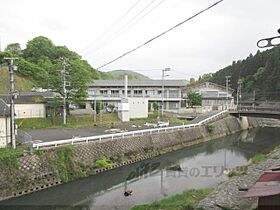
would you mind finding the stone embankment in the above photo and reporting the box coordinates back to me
[0,115,277,202]
[198,145,280,209]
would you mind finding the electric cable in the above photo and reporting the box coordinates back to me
[96,0,224,69]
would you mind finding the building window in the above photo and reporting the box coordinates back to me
[111,90,119,95]
[134,90,143,95]
[100,90,108,95]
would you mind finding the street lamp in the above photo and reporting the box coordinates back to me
[225,76,231,110]
[162,68,171,117]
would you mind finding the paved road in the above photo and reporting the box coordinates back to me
[24,111,221,143]
[191,111,220,123]
[25,123,166,142]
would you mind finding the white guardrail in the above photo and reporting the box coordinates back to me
[33,110,228,149]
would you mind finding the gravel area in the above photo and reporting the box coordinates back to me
[198,146,280,209]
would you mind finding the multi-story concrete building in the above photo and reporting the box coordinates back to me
[87,80,188,111]
[183,81,235,110]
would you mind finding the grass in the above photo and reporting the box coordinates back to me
[227,171,238,177]
[16,113,120,129]
[131,188,213,210]
[95,157,113,168]
[0,147,25,170]
[48,146,85,182]
[0,67,35,94]
[251,153,267,164]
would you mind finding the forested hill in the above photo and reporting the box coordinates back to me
[211,46,280,100]
[108,70,150,80]
[0,36,113,96]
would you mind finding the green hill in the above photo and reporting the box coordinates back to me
[108,70,150,80]
[0,36,113,99]
[0,67,36,94]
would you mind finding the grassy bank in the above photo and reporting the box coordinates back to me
[131,188,213,210]
[16,113,190,130]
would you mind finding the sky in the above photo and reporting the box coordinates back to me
[0,0,279,80]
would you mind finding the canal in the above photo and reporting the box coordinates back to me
[1,127,280,210]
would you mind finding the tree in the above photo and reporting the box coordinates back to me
[152,102,158,112]
[187,92,202,107]
[5,43,22,56]
[23,36,55,63]
[189,78,196,84]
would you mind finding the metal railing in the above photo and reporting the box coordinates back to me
[33,110,228,149]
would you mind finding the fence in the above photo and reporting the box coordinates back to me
[33,110,228,149]
[16,130,33,146]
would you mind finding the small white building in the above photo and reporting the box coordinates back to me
[118,97,148,122]
[0,93,47,119]
[117,75,148,122]
[0,99,11,148]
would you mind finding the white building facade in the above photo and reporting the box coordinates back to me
[87,80,188,112]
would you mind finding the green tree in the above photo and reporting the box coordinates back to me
[189,78,196,84]
[5,43,22,56]
[93,100,104,114]
[23,36,56,63]
[187,92,202,107]
[152,102,158,112]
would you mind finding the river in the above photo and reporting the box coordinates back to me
[1,127,280,210]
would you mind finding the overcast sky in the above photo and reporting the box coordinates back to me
[0,0,279,79]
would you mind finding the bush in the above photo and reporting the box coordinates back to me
[206,124,214,133]
[228,171,238,177]
[95,157,112,168]
[251,153,266,164]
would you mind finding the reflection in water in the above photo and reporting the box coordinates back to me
[1,127,280,210]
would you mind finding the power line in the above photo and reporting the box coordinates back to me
[80,0,142,54]
[97,0,224,69]
[87,0,185,59]
[83,0,159,56]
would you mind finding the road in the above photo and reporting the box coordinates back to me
[24,111,221,143]
[25,123,163,142]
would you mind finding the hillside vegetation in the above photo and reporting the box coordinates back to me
[0,37,150,96]
[211,46,280,100]
[108,70,150,80]
[0,36,113,102]
[0,67,36,94]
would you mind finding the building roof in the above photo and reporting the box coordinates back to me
[0,91,58,105]
[0,98,10,117]
[89,80,188,87]
[245,171,280,198]
[183,81,234,93]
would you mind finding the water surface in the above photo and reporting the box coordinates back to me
[1,127,279,210]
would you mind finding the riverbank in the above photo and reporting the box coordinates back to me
[131,188,214,210]
[0,116,277,202]
[198,144,280,209]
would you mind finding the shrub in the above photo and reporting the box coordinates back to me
[95,157,112,168]
[251,153,266,164]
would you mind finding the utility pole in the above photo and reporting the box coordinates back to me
[94,100,97,122]
[225,76,231,110]
[236,86,239,110]
[239,84,242,110]
[253,90,256,110]
[161,68,171,117]
[4,57,18,149]
[61,58,67,125]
